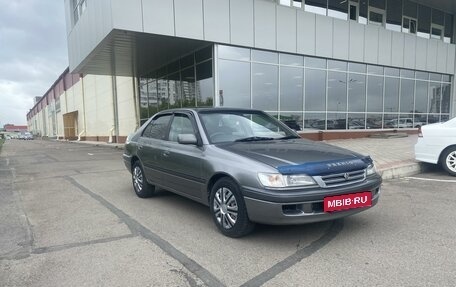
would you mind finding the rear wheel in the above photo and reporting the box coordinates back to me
[441,147,456,176]
[209,178,255,238]
[132,161,155,197]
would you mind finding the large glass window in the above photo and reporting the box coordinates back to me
[168,72,181,109]
[196,61,214,107]
[428,82,441,113]
[444,13,454,43]
[441,83,451,114]
[218,60,250,108]
[328,0,348,20]
[400,79,414,113]
[218,46,250,61]
[348,73,366,112]
[415,80,428,114]
[252,64,278,111]
[367,76,383,112]
[305,69,326,111]
[417,5,431,39]
[384,77,399,113]
[305,0,327,16]
[359,0,368,24]
[280,67,303,111]
[327,71,347,112]
[386,0,402,32]
[403,0,417,18]
[181,67,195,107]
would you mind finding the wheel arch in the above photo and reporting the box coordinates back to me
[206,173,241,205]
[438,145,456,164]
[130,155,140,172]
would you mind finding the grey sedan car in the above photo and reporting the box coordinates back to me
[123,108,382,237]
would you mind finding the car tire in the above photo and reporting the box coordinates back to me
[441,147,456,177]
[132,161,155,198]
[209,178,255,238]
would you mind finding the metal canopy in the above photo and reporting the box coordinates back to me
[72,30,210,77]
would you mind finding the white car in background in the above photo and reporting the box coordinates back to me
[415,117,456,176]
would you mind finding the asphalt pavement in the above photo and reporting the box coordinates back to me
[1,139,455,286]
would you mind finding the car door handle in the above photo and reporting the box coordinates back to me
[138,144,143,150]
[163,150,170,157]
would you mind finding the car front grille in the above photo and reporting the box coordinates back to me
[314,169,366,188]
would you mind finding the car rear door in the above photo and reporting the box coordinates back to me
[159,112,205,201]
[137,114,172,186]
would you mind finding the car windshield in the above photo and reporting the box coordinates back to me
[198,110,299,144]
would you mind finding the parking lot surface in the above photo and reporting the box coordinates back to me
[1,140,455,286]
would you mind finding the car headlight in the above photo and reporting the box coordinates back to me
[258,173,316,188]
[366,164,378,176]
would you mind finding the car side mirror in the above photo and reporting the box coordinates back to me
[177,134,198,145]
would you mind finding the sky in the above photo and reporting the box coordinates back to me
[0,0,68,126]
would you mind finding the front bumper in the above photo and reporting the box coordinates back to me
[242,176,381,225]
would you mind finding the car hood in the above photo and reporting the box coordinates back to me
[217,139,371,176]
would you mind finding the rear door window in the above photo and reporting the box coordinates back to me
[142,114,172,140]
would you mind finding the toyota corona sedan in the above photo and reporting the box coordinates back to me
[123,108,382,237]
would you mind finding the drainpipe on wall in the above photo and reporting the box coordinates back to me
[111,75,119,143]
[78,74,87,141]
[133,77,140,130]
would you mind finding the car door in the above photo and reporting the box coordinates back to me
[137,114,172,186]
[159,112,205,201]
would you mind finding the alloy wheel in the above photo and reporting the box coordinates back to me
[133,166,143,192]
[446,151,456,173]
[213,187,238,229]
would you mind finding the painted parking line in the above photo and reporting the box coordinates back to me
[405,177,456,183]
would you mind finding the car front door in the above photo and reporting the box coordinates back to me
[159,112,205,201]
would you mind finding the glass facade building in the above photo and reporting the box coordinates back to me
[278,0,454,44]
[139,44,451,130]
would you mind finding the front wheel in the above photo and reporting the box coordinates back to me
[441,147,456,176]
[209,178,255,238]
[132,161,156,198]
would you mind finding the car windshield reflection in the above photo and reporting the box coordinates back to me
[199,111,296,144]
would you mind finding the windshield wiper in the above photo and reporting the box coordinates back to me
[235,136,275,142]
[278,135,301,140]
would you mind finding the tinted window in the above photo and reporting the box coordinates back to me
[367,76,383,112]
[252,63,278,111]
[348,73,366,112]
[143,115,172,140]
[432,9,444,26]
[196,61,214,107]
[218,46,250,61]
[327,71,347,112]
[328,0,348,20]
[280,66,303,111]
[400,79,414,113]
[384,77,399,113]
[280,54,304,66]
[252,50,278,64]
[403,0,417,18]
[415,81,428,113]
[386,0,401,31]
[305,69,326,111]
[418,5,431,38]
[218,60,251,108]
[168,114,195,142]
[444,14,453,43]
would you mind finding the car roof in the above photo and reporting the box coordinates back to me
[155,107,265,114]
